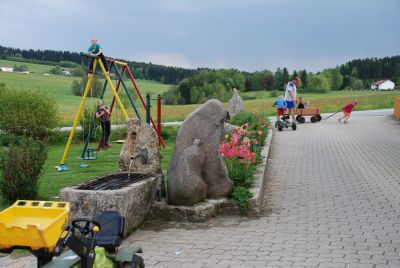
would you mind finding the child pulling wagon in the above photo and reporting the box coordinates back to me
[338,101,358,124]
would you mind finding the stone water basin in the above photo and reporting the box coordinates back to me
[60,172,160,235]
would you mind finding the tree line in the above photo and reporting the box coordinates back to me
[1,45,398,105]
[0,45,196,84]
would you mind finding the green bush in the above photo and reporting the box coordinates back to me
[0,133,18,147]
[0,87,59,139]
[241,95,257,100]
[231,186,253,214]
[80,106,100,142]
[71,80,81,96]
[0,137,48,204]
[161,126,179,141]
[269,90,279,97]
[71,75,103,97]
[224,158,256,188]
[111,126,127,141]
[230,112,263,126]
[47,130,70,145]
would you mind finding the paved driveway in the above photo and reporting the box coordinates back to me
[125,110,400,268]
[1,110,400,267]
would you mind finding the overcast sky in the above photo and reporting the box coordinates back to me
[0,0,399,72]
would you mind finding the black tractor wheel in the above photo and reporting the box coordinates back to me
[310,116,317,123]
[298,116,305,124]
[122,255,145,268]
[316,114,322,121]
[291,123,297,131]
[278,125,283,131]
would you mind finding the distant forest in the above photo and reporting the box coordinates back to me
[1,45,399,104]
[0,45,196,84]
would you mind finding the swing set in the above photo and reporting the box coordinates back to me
[57,53,165,172]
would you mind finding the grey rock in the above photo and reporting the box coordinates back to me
[228,88,244,117]
[169,139,207,206]
[119,118,161,175]
[168,99,233,206]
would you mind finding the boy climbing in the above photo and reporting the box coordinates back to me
[87,38,109,76]
[338,101,358,124]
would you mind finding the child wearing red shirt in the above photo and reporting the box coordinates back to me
[338,101,357,124]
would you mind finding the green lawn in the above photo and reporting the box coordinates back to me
[159,90,399,122]
[0,139,174,210]
[0,71,172,125]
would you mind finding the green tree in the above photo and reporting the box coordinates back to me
[282,67,289,85]
[292,70,298,80]
[49,65,62,75]
[0,87,59,139]
[71,80,81,96]
[300,70,308,88]
[274,68,284,90]
[306,74,330,93]
[331,68,343,90]
[351,78,364,90]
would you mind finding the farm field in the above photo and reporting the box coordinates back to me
[161,90,398,122]
[0,59,55,74]
[0,69,172,125]
[1,59,398,123]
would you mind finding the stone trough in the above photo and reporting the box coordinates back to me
[60,172,160,236]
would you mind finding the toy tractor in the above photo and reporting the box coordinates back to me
[275,114,297,131]
[0,200,144,268]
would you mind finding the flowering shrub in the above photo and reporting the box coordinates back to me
[219,112,269,213]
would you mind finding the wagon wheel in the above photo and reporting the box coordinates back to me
[310,116,317,123]
[298,116,305,124]
[316,114,322,121]
[122,255,145,268]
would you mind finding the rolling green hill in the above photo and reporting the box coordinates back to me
[0,60,172,125]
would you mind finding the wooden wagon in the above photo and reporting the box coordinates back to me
[296,107,322,123]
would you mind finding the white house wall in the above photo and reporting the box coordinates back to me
[378,81,395,90]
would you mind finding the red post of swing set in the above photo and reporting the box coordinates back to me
[97,65,126,152]
[126,67,166,148]
[157,95,162,145]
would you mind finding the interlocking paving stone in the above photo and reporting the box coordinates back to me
[1,110,399,267]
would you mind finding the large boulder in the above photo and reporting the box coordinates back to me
[228,88,244,117]
[119,118,161,175]
[168,99,233,206]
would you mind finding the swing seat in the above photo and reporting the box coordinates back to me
[81,148,97,161]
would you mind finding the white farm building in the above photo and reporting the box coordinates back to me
[0,66,14,72]
[371,80,395,90]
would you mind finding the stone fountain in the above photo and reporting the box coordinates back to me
[60,118,162,235]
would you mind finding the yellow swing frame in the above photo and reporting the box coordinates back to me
[58,58,129,170]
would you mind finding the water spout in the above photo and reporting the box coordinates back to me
[128,157,134,179]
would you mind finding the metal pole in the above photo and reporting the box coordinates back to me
[114,64,142,120]
[157,95,162,145]
[146,94,151,124]
[125,67,166,147]
[60,60,98,168]
[97,64,125,152]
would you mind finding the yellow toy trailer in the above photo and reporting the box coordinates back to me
[0,200,144,268]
